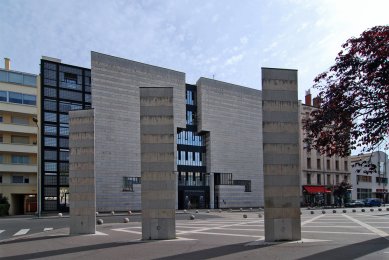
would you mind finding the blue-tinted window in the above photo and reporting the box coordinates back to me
[45,137,57,147]
[44,112,57,122]
[23,94,36,105]
[59,127,69,136]
[23,75,36,86]
[45,162,57,171]
[12,176,24,183]
[9,92,23,104]
[9,72,23,84]
[0,71,7,82]
[0,91,6,102]
[12,155,30,164]
[59,114,68,124]
[44,125,57,135]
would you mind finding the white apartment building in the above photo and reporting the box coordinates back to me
[350,151,388,202]
[299,91,351,206]
[0,58,38,215]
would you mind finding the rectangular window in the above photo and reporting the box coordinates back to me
[0,70,7,82]
[336,174,339,184]
[335,160,339,171]
[8,92,23,104]
[44,112,57,122]
[327,160,331,170]
[11,116,29,125]
[23,94,36,105]
[317,159,321,169]
[23,75,36,87]
[12,176,24,184]
[357,188,372,200]
[123,177,141,192]
[327,174,331,185]
[344,161,348,171]
[44,137,57,147]
[44,125,57,135]
[357,175,372,183]
[45,162,57,172]
[11,135,29,144]
[307,158,311,169]
[12,155,30,164]
[44,150,57,160]
[8,72,23,84]
[317,174,321,185]
[0,155,3,163]
[307,173,311,185]
[0,91,6,102]
[0,115,2,122]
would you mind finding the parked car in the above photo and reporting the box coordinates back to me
[345,200,365,208]
[363,198,382,207]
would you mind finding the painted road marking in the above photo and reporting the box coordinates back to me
[0,230,4,234]
[111,228,141,235]
[301,214,324,226]
[43,228,53,231]
[13,229,29,236]
[343,214,389,240]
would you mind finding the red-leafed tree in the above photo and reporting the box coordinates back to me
[304,25,389,157]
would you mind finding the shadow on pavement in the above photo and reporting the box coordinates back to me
[0,235,68,245]
[299,237,389,260]
[155,242,272,260]
[0,241,145,260]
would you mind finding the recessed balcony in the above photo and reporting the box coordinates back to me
[0,163,37,173]
[0,123,37,134]
[0,143,37,154]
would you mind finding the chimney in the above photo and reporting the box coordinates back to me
[313,97,321,108]
[4,58,10,70]
[305,90,312,106]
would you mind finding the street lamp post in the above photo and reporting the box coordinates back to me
[32,117,41,218]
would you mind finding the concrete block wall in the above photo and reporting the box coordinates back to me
[215,185,253,208]
[91,52,185,211]
[197,78,263,207]
[140,87,176,240]
[69,109,95,235]
[262,68,301,242]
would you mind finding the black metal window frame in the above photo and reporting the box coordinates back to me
[40,59,91,212]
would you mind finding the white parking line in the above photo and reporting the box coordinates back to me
[0,230,4,234]
[301,215,324,226]
[13,229,29,236]
[43,228,53,232]
[342,214,389,240]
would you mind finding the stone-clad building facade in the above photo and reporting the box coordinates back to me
[41,52,265,212]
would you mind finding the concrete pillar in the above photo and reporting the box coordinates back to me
[140,87,176,240]
[69,109,96,235]
[262,68,301,241]
[209,173,214,209]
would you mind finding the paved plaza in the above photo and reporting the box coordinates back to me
[1,210,389,259]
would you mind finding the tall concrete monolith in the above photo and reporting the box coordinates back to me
[69,109,96,235]
[140,87,176,240]
[262,68,301,241]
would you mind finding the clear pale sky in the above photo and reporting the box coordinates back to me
[1,0,388,100]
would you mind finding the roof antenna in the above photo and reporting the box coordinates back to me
[212,74,215,80]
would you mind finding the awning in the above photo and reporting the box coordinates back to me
[303,185,331,194]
